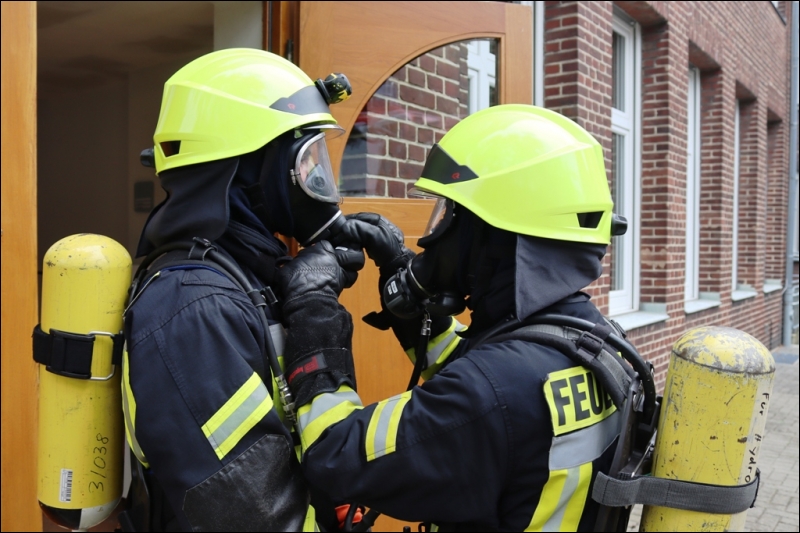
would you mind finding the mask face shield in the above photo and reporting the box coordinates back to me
[410,188,456,248]
[293,132,340,204]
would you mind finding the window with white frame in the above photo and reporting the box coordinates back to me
[609,14,641,315]
[685,68,701,301]
[732,100,741,290]
[467,40,497,113]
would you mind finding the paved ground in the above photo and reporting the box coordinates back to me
[627,344,799,532]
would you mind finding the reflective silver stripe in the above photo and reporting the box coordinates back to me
[366,391,412,461]
[269,323,286,357]
[206,381,269,451]
[425,320,467,367]
[297,387,363,450]
[201,373,273,460]
[541,466,581,532]
[297,389,362,432]
[549,410,621,470]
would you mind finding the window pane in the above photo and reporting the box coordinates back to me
[339,39,498,198]
[612,32,625,111]
[611,133,625,291]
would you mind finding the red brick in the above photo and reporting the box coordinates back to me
[389,140,406,159]
[408,67,426,88]
[399,85,436,109]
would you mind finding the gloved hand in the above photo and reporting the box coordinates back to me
[277,240,364,406]
[333,213,453,354]
[277,240,365,303]
[332,212,415,280]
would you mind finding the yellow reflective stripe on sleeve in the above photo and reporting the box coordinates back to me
[405,318,467,380]
[297,386,363,451]
[201,372,273,460]
[365,390,412,461]
[121,347,149,467]
[525,462,592,532]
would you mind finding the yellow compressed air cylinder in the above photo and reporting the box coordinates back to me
[640,326,775,532]
[37,234,131,530]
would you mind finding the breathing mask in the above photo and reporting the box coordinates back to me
[382,196,470,318]
[285,129,347,246]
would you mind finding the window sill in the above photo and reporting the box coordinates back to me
[731,289,758,302]
[610,310,670,332]
[684,298,721,314]
[763,283,783,294]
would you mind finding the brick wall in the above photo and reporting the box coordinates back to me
[766,121,788,284]
[337,1,793,389]
[542,1,792,388]
[340,42,471,198]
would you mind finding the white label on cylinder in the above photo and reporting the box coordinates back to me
[60,468,73,502]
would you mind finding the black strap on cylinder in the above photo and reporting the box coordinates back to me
[32,324,123,379]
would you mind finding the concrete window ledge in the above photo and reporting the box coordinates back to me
[763,280,783,294]
[731,288,758,302]
[611,304,669,332]
[684,296,721,314]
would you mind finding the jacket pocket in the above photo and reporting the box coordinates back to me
[183,433,310,531]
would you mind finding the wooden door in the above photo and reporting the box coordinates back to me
[299,2,532,530]
[1,2,40,531]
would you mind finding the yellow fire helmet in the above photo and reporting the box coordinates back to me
[152,48,342,174]
[413,104,618,245]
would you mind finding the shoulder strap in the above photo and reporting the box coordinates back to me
[471,318,636,412]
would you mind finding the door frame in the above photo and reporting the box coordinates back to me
[1,2,40,531]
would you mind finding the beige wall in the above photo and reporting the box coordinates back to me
[126,56,211,256]
[37,82,129,265]
[37,53,211,270]
[37,2,263,265]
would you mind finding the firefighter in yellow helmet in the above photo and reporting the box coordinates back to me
[120,48,363,531]
[276,104,636,531]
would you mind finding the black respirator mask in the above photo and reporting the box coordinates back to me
[382,197,470,318]
[284,130,346,246]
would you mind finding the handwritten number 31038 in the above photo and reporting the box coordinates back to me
[88,433,109,493]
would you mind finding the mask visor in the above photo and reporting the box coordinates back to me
[294,132,340,204]
[417,194,456,247]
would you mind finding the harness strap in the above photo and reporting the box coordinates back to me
[486,323,634,411]
[592,469,760,514]
[33,324,124,380]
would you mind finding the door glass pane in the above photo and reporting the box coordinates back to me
[610,133,625,291]
[339,39,498,198]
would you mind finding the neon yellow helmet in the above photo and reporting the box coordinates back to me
[152,48,340,174]
[414,104,618,245]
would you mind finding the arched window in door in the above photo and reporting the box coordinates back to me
[339,39,499,198]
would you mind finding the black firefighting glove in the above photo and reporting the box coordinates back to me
[276,240,365,406]
[333,212,451,352]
